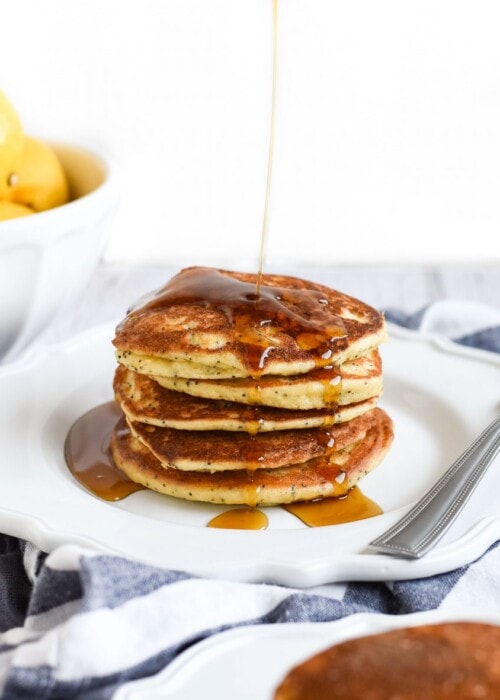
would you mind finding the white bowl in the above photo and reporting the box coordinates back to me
[0,142,119,361]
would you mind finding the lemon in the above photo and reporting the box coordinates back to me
[0,90,24,199]
[6,136,69,212]
[0,201,33,220]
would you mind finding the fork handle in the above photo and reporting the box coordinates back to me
[369,415,500,558]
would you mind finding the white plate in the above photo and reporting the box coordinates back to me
[113,608,500,699]
[0,322,499,585]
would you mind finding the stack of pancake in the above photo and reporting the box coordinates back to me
[110,267,393,507]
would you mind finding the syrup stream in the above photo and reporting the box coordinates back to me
[256,0,279,296]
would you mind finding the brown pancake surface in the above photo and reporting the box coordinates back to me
[113,267,386,377]
[114,365,378,432]
[110,408,393,506]
[128,408,383,472]
[274,622,500,699]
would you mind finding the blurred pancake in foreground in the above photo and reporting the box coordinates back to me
[274,622,500,699]
[110,408,393,506]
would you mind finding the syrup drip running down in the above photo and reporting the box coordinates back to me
[244,466,262,509]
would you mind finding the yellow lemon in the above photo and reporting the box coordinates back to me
[0,90,24,199]
[0,201,33,221]
[6,136,69,212]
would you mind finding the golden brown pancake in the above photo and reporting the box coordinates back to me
[110,408,393,506]
[127,408,383,472]
[113,267,387,378]
[114,365,378,432]
[151,349,382,410]
[273,622,500,699]
[110,267,393,508]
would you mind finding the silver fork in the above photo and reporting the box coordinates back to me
[369,415,500,558]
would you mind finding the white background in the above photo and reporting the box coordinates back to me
[1,0,500,267]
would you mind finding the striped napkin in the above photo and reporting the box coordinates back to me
[1,300,499,699]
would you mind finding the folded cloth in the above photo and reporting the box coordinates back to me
[385,299,500,352]
[1,302,500,699]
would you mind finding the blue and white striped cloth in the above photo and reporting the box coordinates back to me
[1,300,500,699]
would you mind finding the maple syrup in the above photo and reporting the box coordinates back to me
[207,488,382,529]
[306,367,343,405]
[243,466,262,509]
[208,508,268,530]
[64,402,145,501]
[64,403,382,528]
[125,267,347,380]
[283,487,383,527]
[256,0,279,296]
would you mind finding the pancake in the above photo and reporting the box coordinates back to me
[110,408,393,506]
[151,349,382,410]
[128,408,383,472]
[109,267,394,509]
[113,267,387,378]
[114,365,378,432]
[273,622,500,699]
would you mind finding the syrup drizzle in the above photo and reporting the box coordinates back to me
[283,487,383,527]
[125,267,347,379]
[64,402,145,501]
[208,508,268,530]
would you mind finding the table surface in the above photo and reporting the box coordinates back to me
[47,261,500,342]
